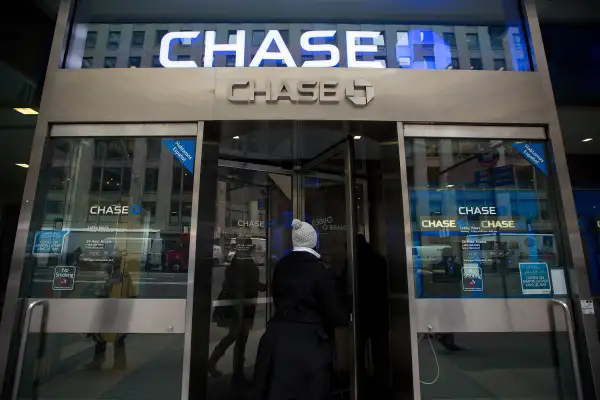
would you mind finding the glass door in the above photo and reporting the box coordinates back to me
[2,124,201,400]
[299,138,361,400]
[402,124,583,400]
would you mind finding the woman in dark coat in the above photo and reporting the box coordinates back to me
[253,219,348,400]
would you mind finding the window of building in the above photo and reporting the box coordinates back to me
[44,200,64,216]
[104,57,117,68]
[516,58,530,71]
[279,30,290,44]
[466,33,480,50]
[420,30,434,45]
[181,202,192,224]
[179,30,193,46]
[470,58,483,70]
[182,170,193,192]
[170,201,180,224]
[152,55,162,68]
[397,31,409,46]
[102,168,131,191]
[146,138,162,158]
[489,27,505,50]
[172,167,182,193]
[95,139,135,159]
[301,54,314,64]
[144,168,159,192]
[494,58,506,70]
[177,55,191,61]
[225,55,235,67]
[252,30,265,46]
[398,56,411,68]
[85,31,97,49]
[131,31,145,48]
[374,33,385,47]
[424,56,435,69]
[513,32,523,49]
[82,57,93,68]
[443,32,457,48]
[106,31,121,50]
[228,31,237,44]
[155,30,168,47]
[448,57,460,69]
[128,57,141,68]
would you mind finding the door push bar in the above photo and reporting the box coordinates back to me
[552,299,584,400]
[12,299,49,400]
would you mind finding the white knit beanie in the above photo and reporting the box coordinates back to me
[291,219,318,249]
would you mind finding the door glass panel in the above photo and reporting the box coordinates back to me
[17,333,183,400]
[23,137,197,299]
[406,138,564,298]
[201,121,401,400]
[417,332,577,399]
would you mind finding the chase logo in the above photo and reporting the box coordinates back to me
[89,203,142,215]
[345,79,374,107]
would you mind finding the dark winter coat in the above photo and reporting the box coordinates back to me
[212,255,262,328]
[253,251,348,400]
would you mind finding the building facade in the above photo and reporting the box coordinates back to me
[1,0,599,399]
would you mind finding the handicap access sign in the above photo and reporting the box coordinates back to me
[519,262,552,295]
[33,231,69,256]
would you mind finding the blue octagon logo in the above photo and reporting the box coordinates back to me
[130,204,142,215]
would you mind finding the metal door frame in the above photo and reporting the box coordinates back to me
[0,122,203,400]
[397,122,595,400]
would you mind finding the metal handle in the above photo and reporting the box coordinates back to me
[11,299,49,400]
[552,299,584,400]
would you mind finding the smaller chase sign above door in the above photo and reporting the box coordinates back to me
[227,79,374,107]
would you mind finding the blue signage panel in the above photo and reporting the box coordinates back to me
[519,262,552,295]
[33,231,69,256]
[512,143,548,176]
[162,140,196,173]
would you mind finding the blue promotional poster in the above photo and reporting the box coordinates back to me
[162,139,196,173]
[33,231,69,256]
[519,262,552,295]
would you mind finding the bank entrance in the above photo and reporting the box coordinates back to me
[199,121,400,400]
[1,121,586,400]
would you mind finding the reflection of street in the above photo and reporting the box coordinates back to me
[31,265,269,300]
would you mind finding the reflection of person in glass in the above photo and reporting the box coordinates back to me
[208,241,265,385]
[356,234,391,397]
[253,219,348,400]
[433,247,461,282]
[86,251,133,369]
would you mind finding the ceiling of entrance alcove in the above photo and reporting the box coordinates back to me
[79,0,517,25]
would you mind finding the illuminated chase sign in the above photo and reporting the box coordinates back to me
[160,30,394,68]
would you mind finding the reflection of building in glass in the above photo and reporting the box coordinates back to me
[407,138,556,298]
[41,138,194,270]
[67,23,530,71]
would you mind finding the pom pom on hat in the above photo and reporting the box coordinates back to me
[291,219,318,249]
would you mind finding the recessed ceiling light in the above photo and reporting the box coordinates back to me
[354,135,362,139]
[233,136,240,140]
[16,163,29,168]
[582,138,593,142]
[14,108,38,115]
[447,184,454,188]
